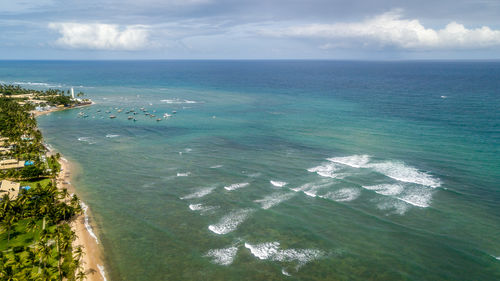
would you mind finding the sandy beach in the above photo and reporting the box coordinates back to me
[32,102,94,118]
[37,105,107,281]
[56,157,107,281]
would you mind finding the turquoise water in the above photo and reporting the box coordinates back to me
[1,61,499,280]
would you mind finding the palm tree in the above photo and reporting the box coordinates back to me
[76,270,87,281]
[1,210,18,244]
[26,217,39,233]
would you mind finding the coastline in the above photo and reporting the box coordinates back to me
[32,102,94,118]
[38,104,108,281]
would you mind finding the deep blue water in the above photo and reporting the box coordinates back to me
[1,60,499,280]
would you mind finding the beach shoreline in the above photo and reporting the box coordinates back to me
[38,104,107,281]
[32,102,94,117]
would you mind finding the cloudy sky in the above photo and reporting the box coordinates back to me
[1,0,500,59]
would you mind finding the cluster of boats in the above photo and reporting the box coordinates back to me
[78,107,177,122]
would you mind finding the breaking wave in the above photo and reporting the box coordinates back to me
[80,202,99,244]
[161,98,198,104]
[204,246,239,266]
[224,182,250,191]
[180,186,216,200]
[208,209,254,235]
[319,188,360,202]
[328,154,371,168]
[189,203,220,213]
[270,180,287,187]
[326,154,441,188]
[105,134,120,138]
[244,241,323,266]
[97,264,108,281]
[254,192,295,209]
[291,180,335,198]
[364,183,433,208]
[77,137,96,144]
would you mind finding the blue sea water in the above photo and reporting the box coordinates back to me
[1,60,499,280]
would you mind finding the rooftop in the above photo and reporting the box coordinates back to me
[0,180,20,199]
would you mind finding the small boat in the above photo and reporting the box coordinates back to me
[109,115,117,119]
[128,116,133,120]
[156,118,162,122]
[97,109,101,112]
[151,114,156,117]
[163,113,171,118]
[105,110,111,113]
[145,113,150,116]
[172,111,177,114]
[117,109,123,113]
[133,118,137,122]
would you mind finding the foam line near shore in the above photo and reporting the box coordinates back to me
[81,202,99,244]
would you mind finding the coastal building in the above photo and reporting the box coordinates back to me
[0,159,25,170]
[0,180,20,199]
[0,147,10,155]
[0,137,8,146]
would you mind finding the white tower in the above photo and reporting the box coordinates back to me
[71,87,75,99]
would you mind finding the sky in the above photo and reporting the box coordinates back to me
[1,0,500,59]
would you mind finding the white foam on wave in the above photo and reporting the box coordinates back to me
[319,188,360,202]
[245,242,279,259]
[270,180,287,187]
[495,256,500,260]
[161,98,198,104]
[208,209,254,235]
[6,81,63,88]
[189,204,204,211]
[328,154,371,168]
[105,134,120,138]
[303,190,318,198]
[244,242,323,266]
[204,246,239,266]
[291,180,334,193]
[291,180,335,198]
[189,203,219,213]
[377,199,409,215]
[77,137,95,144]
[307,162,344,178]
[327,155,441,188]
[177,172,190,177]
[363,184,404,196]
[365,183,432,209]
[397,189,432,208]
[180,186,216,200]
[282,268,291,276]
[224,182,249,191]
[210,165,223,169]
[80,202,99,244]
[368,162,441,188]
[254,192,295,209]
[97,264,108,281]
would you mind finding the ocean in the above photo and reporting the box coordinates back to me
[1,60,499,280]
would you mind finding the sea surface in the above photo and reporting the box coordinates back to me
[1,60,499,280]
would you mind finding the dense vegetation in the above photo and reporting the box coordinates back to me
[1,86,87,280]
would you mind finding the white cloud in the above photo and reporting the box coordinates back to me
[261,10,500,49]
[48,23,150,50]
